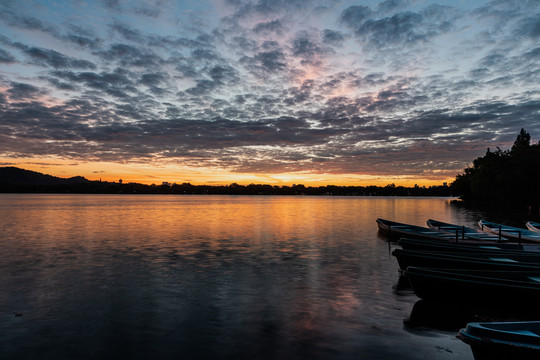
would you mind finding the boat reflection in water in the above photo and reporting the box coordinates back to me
[404,300,474,332]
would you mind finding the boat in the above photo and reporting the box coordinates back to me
[479,220,540,243]
[398,237,540,254]
[404,267,540,305]
[392,248,540,271]
[377,218,502,242]
[458,321,540,360]
[427,219,505,242]
[526,221,540,233]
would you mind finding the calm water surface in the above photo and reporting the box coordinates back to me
[0,195,486,359]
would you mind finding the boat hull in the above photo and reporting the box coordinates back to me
[398,237,540,254]
[459,321,540,360]
[404,267,540,305]
[377,218,502,242]
[393,248,540,271]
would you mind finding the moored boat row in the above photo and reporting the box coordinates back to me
[379,217,540,360]
[377,218,504,242]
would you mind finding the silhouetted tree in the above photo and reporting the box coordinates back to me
[451,129,540,212]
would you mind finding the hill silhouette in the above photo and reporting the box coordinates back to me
[0,167,90,186]
[0,167,450,196]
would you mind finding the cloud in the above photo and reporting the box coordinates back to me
[322,29,346,44]
[253,19,283,34]
[0,0,538,181]
[514,15,540,38]
[255,49,286,71]
[340,5,373,29]
[0,9,60,36]
[0,48,16,63]
[96,43,164,67]
[6,82,48,100]
[17,45,96,69]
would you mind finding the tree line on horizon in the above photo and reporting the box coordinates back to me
[0,166,450,196]
[0,176,450,197]
[450,128,540,212]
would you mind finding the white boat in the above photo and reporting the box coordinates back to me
[478,220,540,243]
[526,221,540,233]
[427,219,505,242]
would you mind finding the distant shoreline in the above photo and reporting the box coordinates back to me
[0,167,452,196]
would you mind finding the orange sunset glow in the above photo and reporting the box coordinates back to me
[1,0,537,188]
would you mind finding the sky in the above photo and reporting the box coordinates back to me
[0,0,539,186]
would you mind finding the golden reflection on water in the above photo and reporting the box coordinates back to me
[0,194,477,360]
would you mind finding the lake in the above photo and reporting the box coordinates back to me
[0,194,491,359]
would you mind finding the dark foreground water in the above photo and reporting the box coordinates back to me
[0,195,492,359]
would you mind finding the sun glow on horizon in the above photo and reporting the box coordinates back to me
[1,157,455,188]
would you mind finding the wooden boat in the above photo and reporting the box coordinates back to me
[526,221,540,233]
[427,219,505,242]
[479,220,540,243]
[377,218,459,240]
[404,267,540,304]
[377,218,502,242]
[398,237,540,254]
[392,248,540,271]
[458,321,540,360]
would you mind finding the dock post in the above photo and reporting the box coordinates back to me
[499,225,502,241]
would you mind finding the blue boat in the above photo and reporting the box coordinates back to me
[479,220,540,243]
[377,218,502,242]
[458,321,540,360]
[427,219,505,242]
